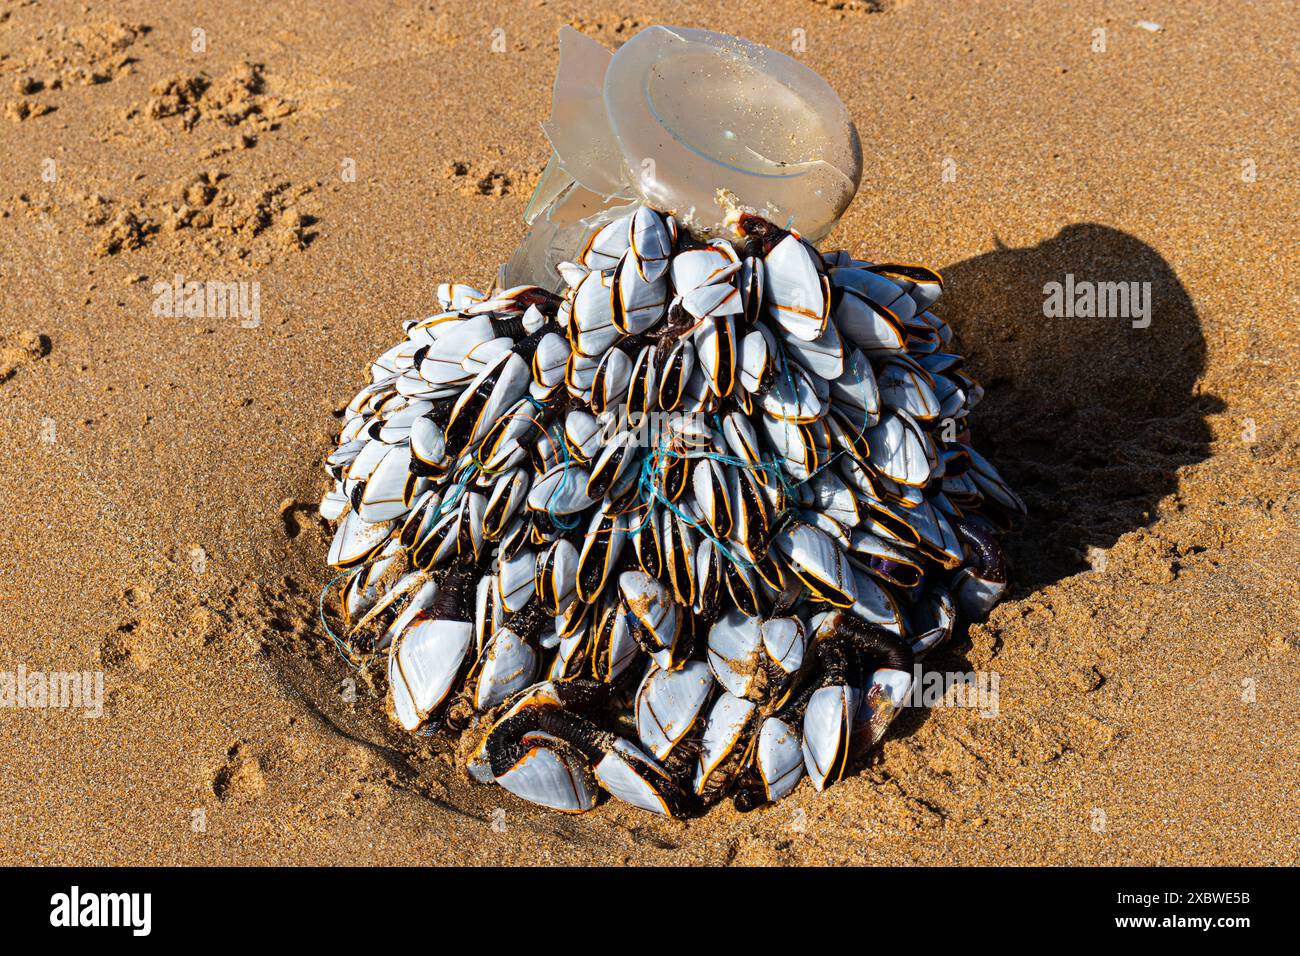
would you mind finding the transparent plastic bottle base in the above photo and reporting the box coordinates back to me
[503,25,863,291]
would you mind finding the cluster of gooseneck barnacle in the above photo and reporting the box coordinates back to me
[319,204,1024,816]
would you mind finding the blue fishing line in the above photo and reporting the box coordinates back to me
[626,314,879,578]
[630,417,759,570]
[317,453,480,667]
[512,393,582,530]
[317,561,385,671]
[423,457,480,533]
[544,419,582,531]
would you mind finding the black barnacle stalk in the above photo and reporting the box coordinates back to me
[479,679,697,817]
[429,565,478,619]
[952,515,1008,586]
[737,213,789,257]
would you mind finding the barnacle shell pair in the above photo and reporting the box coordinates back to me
[317,27,1022,817]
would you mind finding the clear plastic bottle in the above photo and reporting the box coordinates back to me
[505,26,862,289]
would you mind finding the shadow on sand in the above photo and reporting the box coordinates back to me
[887,223,1219,742]
[940,223,1219,592]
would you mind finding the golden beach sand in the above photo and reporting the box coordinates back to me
[0,0,1296,864]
